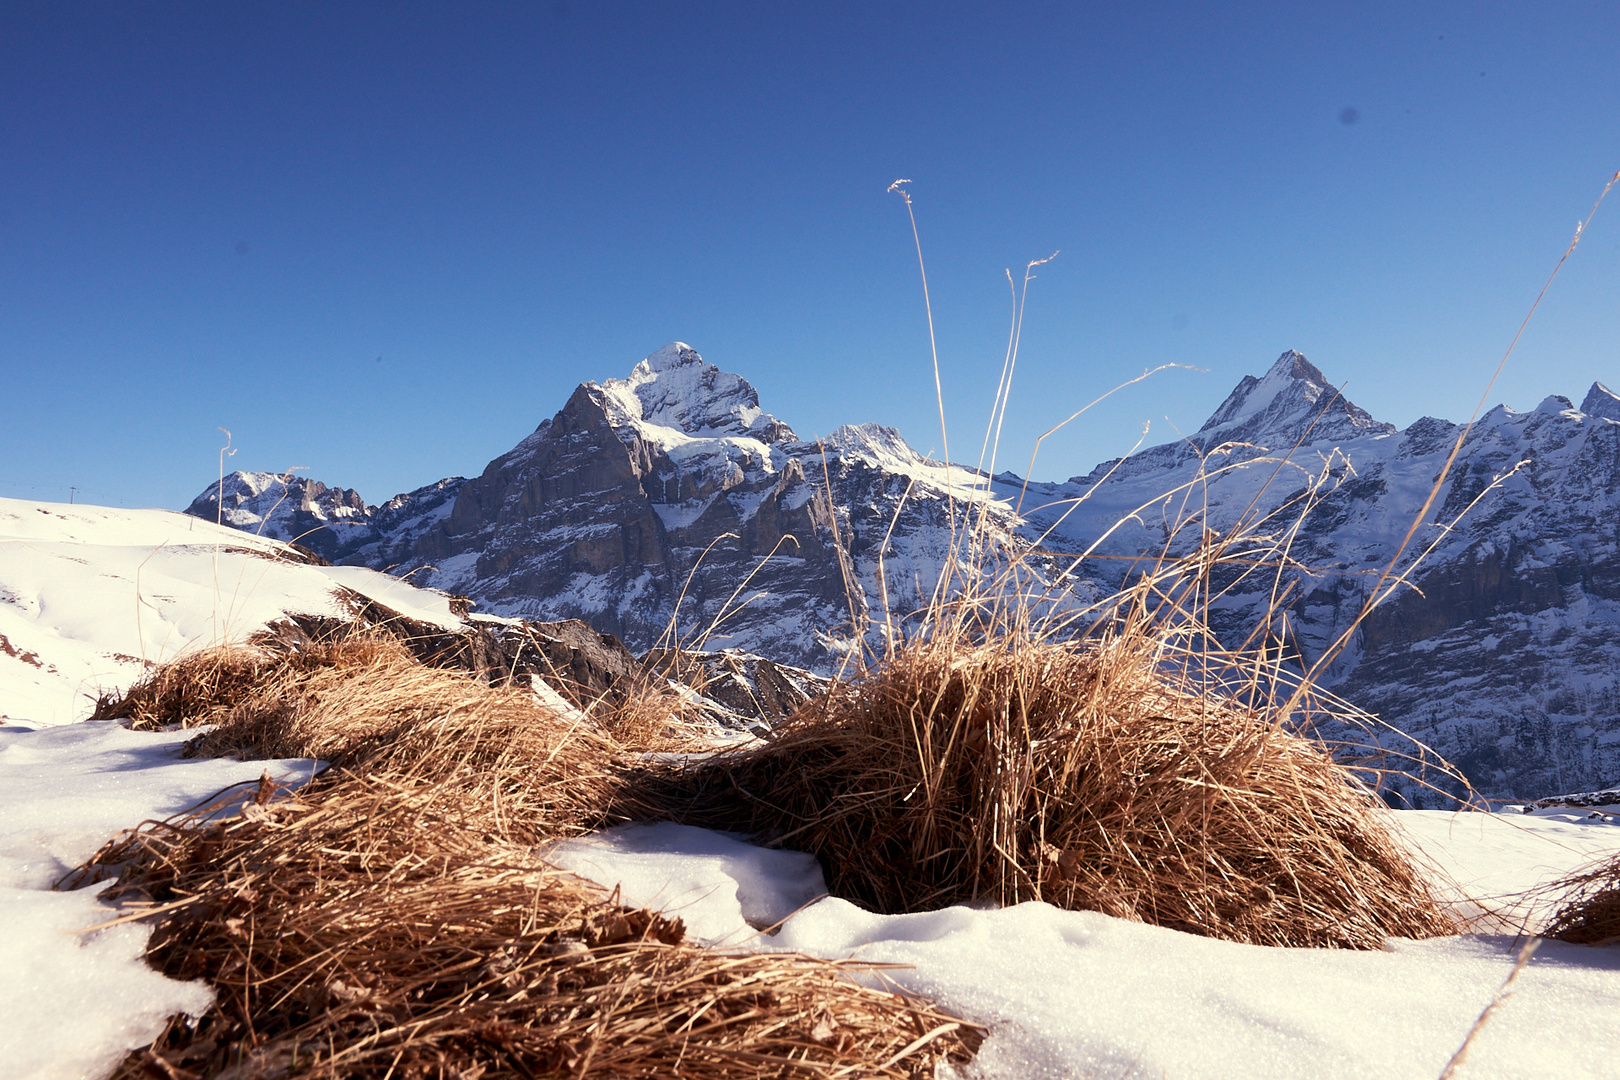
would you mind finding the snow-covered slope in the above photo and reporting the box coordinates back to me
[0,497,463,727]
[551,816,1620,1080]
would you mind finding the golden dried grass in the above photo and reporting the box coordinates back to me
[68,777,981,1079]
[1540,852,1620,945]
[173,636,625,842]
[593,666,714,753]
[636,624,1456,949]
[89,635,392,732]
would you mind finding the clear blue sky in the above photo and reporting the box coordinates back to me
[3,1,1617,509]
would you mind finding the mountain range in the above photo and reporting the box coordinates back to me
[187,344,1620,800]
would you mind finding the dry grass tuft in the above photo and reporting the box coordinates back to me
[98,628,627,841]
[592,666,714,753]
[88,635,394,732]
[634,605,1458,949]
[186,638,627,842]
[1540,853,1620,945]
[68,777,981,1079]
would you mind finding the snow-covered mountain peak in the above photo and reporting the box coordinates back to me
[603,342,796,445]
[187,470,368,534]
[815,423,1007,509]
[815,423,919,463]
[1534,394,1576,416]
[638,341,702,374]
[1196,350,1395,449]
[1581,381,1620,422]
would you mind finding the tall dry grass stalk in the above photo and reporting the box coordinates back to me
[68,776,981,1079]
[618,184,1476,949]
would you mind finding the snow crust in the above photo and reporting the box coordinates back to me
[551,818,1620,1080]
[0,497,463,727]
[1,884,213,1080]
[0,721,319,1080]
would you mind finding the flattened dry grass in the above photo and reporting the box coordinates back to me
[69,777,981,1080]
[97,630,636,841]
[89,634,395,732]
[181,640,624,840]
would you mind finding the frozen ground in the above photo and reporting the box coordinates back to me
[2,496,1618,1079]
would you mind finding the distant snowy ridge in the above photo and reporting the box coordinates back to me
[1007,351,1620,801]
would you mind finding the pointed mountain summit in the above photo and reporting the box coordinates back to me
[1197,350,1395,449]
[599,342,796,444]
[1065,350,1395,487]
[1581,381,1620,422]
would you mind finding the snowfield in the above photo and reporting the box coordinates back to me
[2,496,1618,1080]
[0,497,462,728]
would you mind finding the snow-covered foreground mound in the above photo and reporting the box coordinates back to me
[0,497,442,1079]
[0,497,462,727]
[553,819,1620,1080]
[2,495,1618,1079]
[0,722,318,1080]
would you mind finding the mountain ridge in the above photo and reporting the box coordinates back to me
[186,344,1620,799]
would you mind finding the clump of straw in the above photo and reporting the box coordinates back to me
[171,635,628,842]
[637,624,1456,948]
[89,634,394,731]
[1540,852,1620,945]
[68,777,981,1079]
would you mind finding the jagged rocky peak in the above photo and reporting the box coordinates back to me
[817,423,919,462]
[187,470,369,528]
[183,470,377,562]
[1581,381,1620,422]
[596,342,797,445]
[1197,349,1396,448]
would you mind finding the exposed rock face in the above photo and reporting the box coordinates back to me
[395,344,855,663]
[187,344,1620,799]
[191,344,1028,672]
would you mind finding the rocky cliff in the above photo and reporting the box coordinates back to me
[192,344,1026,671]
